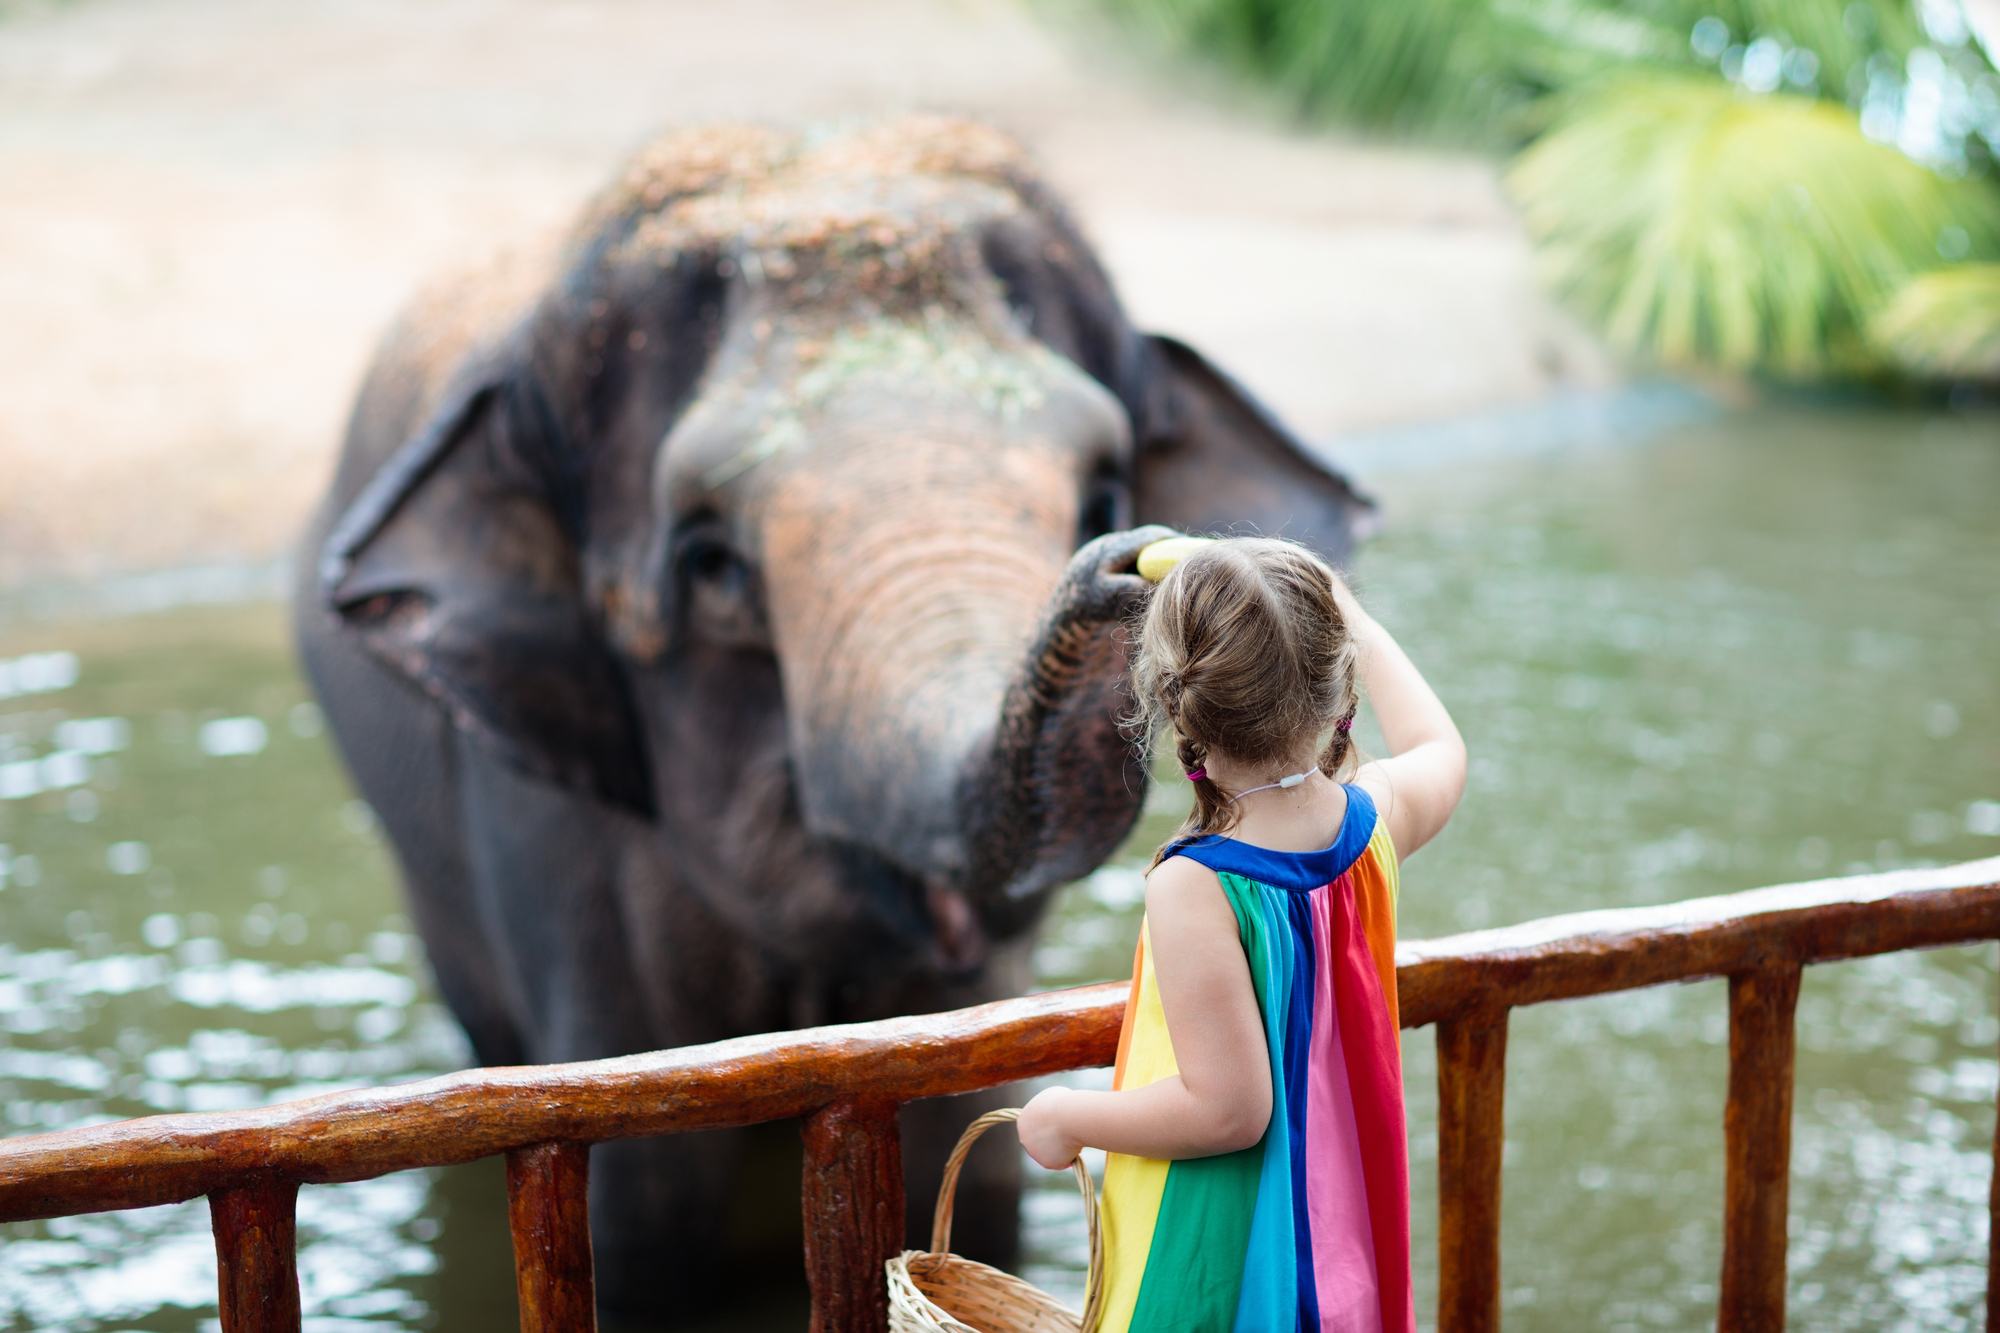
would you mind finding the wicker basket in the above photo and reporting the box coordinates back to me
[886,1108,1104,1333]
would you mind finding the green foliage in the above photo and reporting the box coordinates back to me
[1061,0,1526,138]
[1056,0,2000,382]
[1870,262,2000,382]
[1058,0,1943,144]
[1507,77,2000,377]
[1662,0,1927,91]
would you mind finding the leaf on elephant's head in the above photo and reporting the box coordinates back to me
[1506,75,2000,380]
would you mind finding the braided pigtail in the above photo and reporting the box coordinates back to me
[1174,729,1230,841]
[1315,666,1363,780]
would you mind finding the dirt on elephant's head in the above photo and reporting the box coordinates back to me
[575,116,1060,306]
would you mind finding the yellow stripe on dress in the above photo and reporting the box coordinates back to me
[1094,922,1175,1331]
[1371,823,1400,913]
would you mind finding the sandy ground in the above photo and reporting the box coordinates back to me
[0,0,1614,586]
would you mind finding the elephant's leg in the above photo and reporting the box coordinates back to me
[292,587,528,1067]
[514,888,796,1319]
[555,1014,805,1320]
[545,971,754,1320]
[837,942,1035,1270]
[588,1130,742,1319]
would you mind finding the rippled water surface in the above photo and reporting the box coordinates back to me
[2,400,1997,1330]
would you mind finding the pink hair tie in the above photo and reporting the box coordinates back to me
[1185,767,1207,782]
[1336,714,1355,734]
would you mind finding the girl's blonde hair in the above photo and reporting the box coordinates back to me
[1126,536,1361,868]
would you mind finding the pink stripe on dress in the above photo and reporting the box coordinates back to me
[1306,878,1384,1332]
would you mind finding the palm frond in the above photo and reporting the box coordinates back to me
[1869,262,2000,382]
[1506,76,2000,377]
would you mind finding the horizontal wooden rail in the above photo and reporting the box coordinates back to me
[0,980,1125,1223]
[1397,856,2000,1026]
[2,856,1995,1228]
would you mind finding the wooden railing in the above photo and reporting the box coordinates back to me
[2,856,1998,1331]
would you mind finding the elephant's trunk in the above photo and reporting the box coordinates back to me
[957,526,1175,930]
[757,427,1168,973]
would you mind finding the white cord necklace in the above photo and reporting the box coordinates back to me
[1224,768,1318,804]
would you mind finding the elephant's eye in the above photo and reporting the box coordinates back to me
[1077,471,1129,545]
[671,514,745,582]
[670,519,767,648]
[679,534,736,582]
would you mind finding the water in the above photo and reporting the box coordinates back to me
[2,400,1997,1330]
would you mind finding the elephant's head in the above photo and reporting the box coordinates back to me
[320,119,1373,985]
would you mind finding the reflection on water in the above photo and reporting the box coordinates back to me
[2,401,1997,1330]
[0,607,517,1332]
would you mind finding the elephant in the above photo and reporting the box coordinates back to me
[293,116,1374,1320]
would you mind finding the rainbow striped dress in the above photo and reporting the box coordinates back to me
[1094,783,1411,1332]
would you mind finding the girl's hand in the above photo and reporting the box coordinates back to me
[1017,1087,1084,1170]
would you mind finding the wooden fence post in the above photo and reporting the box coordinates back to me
[210,1179,301,1333]
[506,1141,596,1333]
[1437,1007,1509,1333]
[802,1097,905,1333]
[1719,964,1802,1333]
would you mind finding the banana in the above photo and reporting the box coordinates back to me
[1135,535,1215,583]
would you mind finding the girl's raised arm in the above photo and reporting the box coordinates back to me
[1339,577,1466,859]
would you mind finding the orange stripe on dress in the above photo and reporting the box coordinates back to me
[1349,841,1400,1034]
[1111,933,1145,1088]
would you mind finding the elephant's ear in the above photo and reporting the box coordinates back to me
[319,361,656,816]
[1131,334,1378,559]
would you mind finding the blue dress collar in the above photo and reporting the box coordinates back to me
[1163,782,1378,892]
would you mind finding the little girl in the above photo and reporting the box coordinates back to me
[1017,535,1466,1332]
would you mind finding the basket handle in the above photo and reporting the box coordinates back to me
[929,1107,1105,1332]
